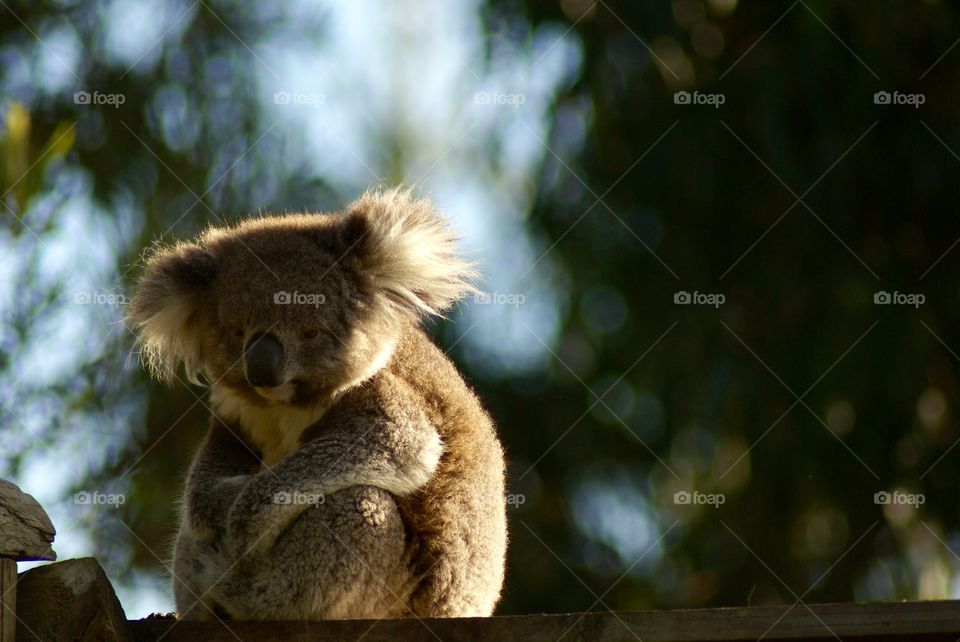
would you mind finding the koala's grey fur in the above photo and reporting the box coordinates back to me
[127,189,506,620]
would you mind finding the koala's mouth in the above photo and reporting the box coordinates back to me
[248,379,326,406]
[252,382,296,403]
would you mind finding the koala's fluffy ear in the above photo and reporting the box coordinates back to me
[127,243,217,384]
[343,189,479,317]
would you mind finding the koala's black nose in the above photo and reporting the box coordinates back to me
[244,332,284,388]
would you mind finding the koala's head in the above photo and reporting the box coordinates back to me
[128,189,477,408]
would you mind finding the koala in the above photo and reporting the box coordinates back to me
[127,189,507,620]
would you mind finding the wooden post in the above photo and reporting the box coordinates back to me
[0,480,56,642]
[0,559,14,642]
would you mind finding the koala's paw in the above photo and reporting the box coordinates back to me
[412,427,444,484]
[377,427,443,496]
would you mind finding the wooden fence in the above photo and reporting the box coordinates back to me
[128,600,960,642]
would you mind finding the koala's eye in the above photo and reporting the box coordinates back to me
[300,328,319,340]
[232,328,244,338]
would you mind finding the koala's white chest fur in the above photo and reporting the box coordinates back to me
[211,386,330,466]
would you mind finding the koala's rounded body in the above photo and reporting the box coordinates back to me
[129,190,506,620]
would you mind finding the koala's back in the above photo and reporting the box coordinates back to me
[388,325,506,616]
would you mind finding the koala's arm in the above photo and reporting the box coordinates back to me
[182,420,261,541]
[224,371,442,558]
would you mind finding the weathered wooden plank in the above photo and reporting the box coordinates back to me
[128,599,960,642]
[1,559,14,642]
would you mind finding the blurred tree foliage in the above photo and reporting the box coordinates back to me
[2,0,960,617]
[488,0,960,613]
